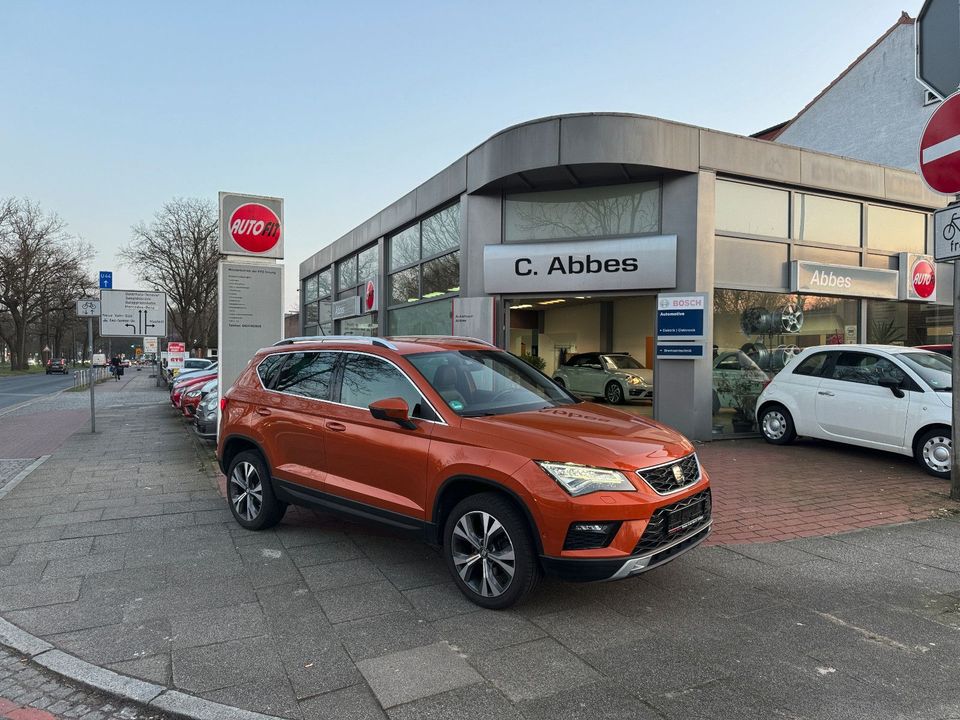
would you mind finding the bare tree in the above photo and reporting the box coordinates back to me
[120,198,219,353]
[0,198,93,370]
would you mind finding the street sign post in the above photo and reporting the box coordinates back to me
[917,0,960,100]
[99,289,167,337]
[99,271,112,289]
[75,298,99,433]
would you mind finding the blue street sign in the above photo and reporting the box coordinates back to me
[656,308,704,338]
[99,271,112,289]
[656,343,705,359]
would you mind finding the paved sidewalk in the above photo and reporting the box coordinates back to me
[0,378,959,719]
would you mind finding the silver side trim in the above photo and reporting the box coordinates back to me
[272,336,398,350]
[605,521,712,581]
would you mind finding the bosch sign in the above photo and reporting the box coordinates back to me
[219,192,284,259]
[229,204,282,254]
[899,253,937,302]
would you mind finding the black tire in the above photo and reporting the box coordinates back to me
[759,404,796,445]
[226,450,287,530]
[604,381,624,404]
[915,427,951,479]
[443,492,540,610]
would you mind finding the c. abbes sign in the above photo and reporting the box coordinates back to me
[219,192,284,259]
[229,203,282,254]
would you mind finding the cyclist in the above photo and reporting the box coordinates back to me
[109,355,121,381]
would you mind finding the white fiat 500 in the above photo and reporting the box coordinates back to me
[755,345,952,478]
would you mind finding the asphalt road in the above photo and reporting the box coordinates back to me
[0,371,75,411]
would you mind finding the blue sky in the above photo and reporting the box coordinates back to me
[0,0,923,311]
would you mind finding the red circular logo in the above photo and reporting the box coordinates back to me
[365,280,376,311]
[229,203,281,253]
[911,258,935,298]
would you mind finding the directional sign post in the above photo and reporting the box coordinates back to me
[99,290,167,338]
[76,298,100,433]
[99,271,112,289]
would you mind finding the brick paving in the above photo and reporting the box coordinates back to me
[1,376,960,719]
[0,646,169,720]
[699,438,960,546]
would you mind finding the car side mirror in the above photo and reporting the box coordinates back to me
[878,377,905,398]
[369,397,417,429]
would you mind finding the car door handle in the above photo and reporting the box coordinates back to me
[326,421,347,432]
[256,408,272,416]
[817,391,835,397]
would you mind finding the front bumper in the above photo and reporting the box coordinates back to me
[194,417,217,440]
[539,521,711,582]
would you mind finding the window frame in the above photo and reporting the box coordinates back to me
[386,202,461,312]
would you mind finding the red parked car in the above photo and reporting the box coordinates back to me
[915,344,951,358]
[181,378,217,417]
[171,372,216,409]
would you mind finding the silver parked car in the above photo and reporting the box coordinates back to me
[553,352,653,404]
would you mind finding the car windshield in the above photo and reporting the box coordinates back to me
[408,350,577,417]
[603,355,644,370]
[898,352,952,392]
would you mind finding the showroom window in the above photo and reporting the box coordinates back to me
[387,204,461,335]
[866,206,926,253]
[866,300,953,346]
[793,193,861,247]
[302,268,333,337]
[504,182,660,242]
[715,180,789,238]
[712,289,859,436]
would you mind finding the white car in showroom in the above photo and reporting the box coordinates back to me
[553,352,652,404]
[755,345,952,478]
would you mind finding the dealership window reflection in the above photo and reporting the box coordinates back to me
[712,289,858,436]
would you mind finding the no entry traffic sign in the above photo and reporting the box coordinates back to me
[919,91,960,194]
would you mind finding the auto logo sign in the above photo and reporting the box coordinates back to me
[363,279,378,313]
[229,203,282,254]
[912,257,936,299]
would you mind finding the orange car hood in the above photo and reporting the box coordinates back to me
[465,402,694,471]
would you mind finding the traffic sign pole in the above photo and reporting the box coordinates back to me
[87,317,95,434]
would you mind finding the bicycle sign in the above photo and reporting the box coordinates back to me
[934,205,960,261]
[76,299,100,317]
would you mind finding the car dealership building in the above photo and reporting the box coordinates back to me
[299,113,949,441]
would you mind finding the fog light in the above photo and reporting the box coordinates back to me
[563,521,622,550]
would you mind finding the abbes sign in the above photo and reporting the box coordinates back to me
[791,261,899,300]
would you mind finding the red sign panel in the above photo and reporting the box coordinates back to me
[911,257,936,299]
[919,92,960,194]
[229,203,282,254]
[167,342,185,353]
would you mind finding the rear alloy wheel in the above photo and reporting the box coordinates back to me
[605,381,624,404]
[760,404,796,445]
[227,450,287,530]
[444,493,540,609]
[917,429,951,479]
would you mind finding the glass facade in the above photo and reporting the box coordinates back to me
[716,181,789,238]
[866,300,953,346]
[712,289,859,436]
[793,193,861,247]
[867,206,926,253]
[504,182,660,242]
[387,204,461,334]
[301,268,333,337]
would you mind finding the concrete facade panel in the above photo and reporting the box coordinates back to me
[417,157,467,216]
[700,130,801,184]
[380,190,418,239]
[883,167,948,207]
[800,151,885,197]
[791,245,861,266]
[467,119,560,193]
[559,115,699,172]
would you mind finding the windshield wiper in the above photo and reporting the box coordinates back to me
[936,386,952,392]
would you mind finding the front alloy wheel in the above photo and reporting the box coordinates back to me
[760,405,796,445]
[444,493,540,609]
[605,381,624,404]
[918,429,951,479]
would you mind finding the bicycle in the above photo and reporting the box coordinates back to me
[942,212,960,242]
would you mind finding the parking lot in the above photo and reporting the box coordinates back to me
[0,376,958,720]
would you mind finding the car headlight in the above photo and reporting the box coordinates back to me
[626,376,644,385]
[535,461,636,496]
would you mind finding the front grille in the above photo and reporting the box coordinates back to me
[633,489,711,555]
[636,453,700,494]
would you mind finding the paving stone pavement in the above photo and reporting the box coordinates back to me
[0,644,171,719]
[0,374,959,719]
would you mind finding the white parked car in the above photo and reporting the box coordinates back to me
[755,345,952,478]
[553,352,652,404]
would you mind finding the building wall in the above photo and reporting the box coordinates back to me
[776,23,935,171]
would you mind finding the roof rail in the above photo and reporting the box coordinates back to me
[388,335,496,348]
[272,336,398,350]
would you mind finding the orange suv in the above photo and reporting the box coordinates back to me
[217,336,712,608]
